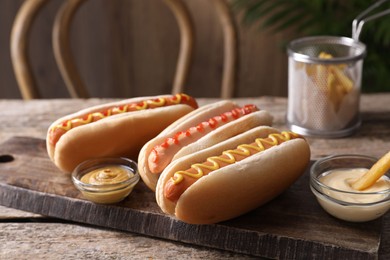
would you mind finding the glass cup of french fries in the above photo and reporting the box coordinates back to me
[287,36,366,138]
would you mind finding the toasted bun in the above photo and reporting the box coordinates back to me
[156,126,310,224]
[47,95,195,173]
[138,101,273,191]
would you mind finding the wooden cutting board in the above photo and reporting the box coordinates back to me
[0,136,383,259]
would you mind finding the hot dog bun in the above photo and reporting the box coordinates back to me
[138,101,273,191]
[47,94,197,173]
[156,126,310,224]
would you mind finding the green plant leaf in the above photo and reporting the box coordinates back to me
[240,1,272,25]
[261,5,307,30]
[229,0,390,92]
[272,9,310,32]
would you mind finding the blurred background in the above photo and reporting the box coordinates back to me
[1,0,389,99]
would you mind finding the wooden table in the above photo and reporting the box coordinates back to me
[0,94,389,259]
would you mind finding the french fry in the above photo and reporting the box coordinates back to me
[301,51,354,111]
[319,52,333,59]
[305,63,316,77]
[327,72,344,112]
[311,52,354,111]
[315,64,329,92]
[330,65,353,94]
[352,151,390,191]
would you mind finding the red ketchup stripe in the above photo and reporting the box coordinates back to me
[148,104,259,174]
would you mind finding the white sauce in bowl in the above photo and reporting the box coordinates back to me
[313,168,390,222]
[320,168,390,203]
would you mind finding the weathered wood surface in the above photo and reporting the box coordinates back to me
[0,137,383,259]
[0,95,389,259]
[0,223,254,260]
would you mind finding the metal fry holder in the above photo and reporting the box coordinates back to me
[287,0,390,138]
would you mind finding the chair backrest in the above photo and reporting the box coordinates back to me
[10,0,48,99]
[10,0,238,99]
[213,0,238,99]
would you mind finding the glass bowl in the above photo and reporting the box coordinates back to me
[72,157,139,204]
[310,154,390,222]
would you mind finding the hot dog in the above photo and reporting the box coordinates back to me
[155,126,310,224]
[138,101,273,191]
[46,94,198,173]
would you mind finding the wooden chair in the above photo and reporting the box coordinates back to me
[213,0,238,99]
[53,0,196,99]
[10,0,48,100]
[11,0,238,99]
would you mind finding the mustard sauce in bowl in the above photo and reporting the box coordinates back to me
[72,158,139,204]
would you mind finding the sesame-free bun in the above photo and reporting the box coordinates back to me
[138,101,273,191]
[156,126,310,224]
[46,95,195,173]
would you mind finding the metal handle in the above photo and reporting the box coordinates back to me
[352,0,390,41]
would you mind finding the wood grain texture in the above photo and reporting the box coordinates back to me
[52,0,195,99]
[0,0,293,99]
[0,95,389,259]
[0,136,383,259]
[0,223,253,259]
[0,205,41,220]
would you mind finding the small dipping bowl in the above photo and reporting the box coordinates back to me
[72,157,139,204]
[310,154,390,222]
